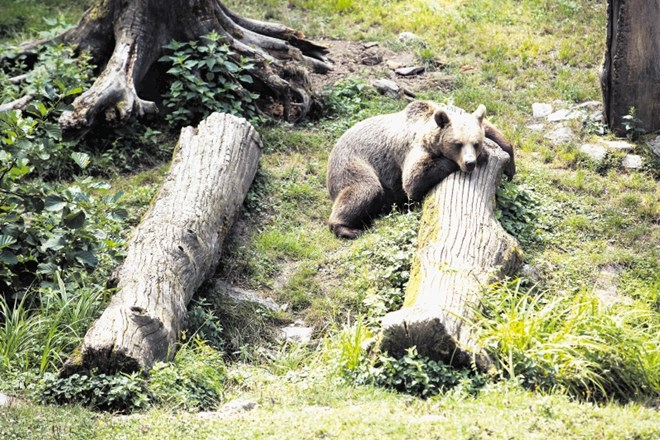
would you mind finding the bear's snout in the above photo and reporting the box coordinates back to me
[464,159,477,172]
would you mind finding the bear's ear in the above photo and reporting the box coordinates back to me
[434,109,451,128]
[473,104,487,124]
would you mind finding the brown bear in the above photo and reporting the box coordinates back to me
[326,101,515,239]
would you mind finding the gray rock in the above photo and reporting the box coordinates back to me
[575,100,603,111]
[197,400,258,420]
[0,393,10,407]
[649,135,660,158]
[621,154,643,169]
[544,126,574,144]
[580,144,608,162]
[526,123,545,132]
[398,32,419,42]
[547,109,580,122]
[532,103,553,118]
[600,140,634,152]
[363,41,378,49]
[372,78,401,98]
[520,264,541,283]
[213,280,280,311]
[395,66,425,76]
[280,322,313,343]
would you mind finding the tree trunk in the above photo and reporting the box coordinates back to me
[62,113,261,375]
[379,139,522,371]
[601,0,660,135]
[6,0,330,137]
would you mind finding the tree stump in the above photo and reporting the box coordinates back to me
[601,0,660,134]
[379,139,522,370]
[63,113,261,374]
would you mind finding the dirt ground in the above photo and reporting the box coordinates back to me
[309,39,454,97]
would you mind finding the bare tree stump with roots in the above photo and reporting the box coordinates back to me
[379,139,522,371]
[6,0,331,136]
[62,112,261,375]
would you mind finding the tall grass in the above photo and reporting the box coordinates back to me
[476,279,660,402]
[0,274,105,377]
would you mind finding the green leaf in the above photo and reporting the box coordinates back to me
[63,210,86,229]
[110,208,128,221]
[37,262,59,275]
[73,250,98,267]
[41,234,66,251]
[0,235,17,249]
[44,195,67,212]
[0,250,18,265]
[71,152,91,170]
[239,75,253,84]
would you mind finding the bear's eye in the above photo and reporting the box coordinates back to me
[454,142,463,150]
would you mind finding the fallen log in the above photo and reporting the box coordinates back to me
[63,112,261,375]
[379,138,522,370]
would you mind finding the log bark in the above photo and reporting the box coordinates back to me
[379,139,522,370]
[3,0,330,137]
[62,113,261,374]
[601,0,660,135]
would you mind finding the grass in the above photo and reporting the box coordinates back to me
[1,0,659,437]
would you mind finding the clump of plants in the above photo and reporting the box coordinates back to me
[159,31,259,127]
[476,279,660,402]
[344,209,420,327]
[495,181,541,246]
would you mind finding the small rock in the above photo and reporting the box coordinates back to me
[544,126,574,144]
[600,140,634,152]
[575,100,603,111]
[280,323,313,343]
[621,154,643,169]
[648,135,660,158]
[386,60,405,70]
[532,103,553,118]
[580,144,608,162]
[547,108,580,122]
[526,123,545,132]
[363,41,378,49]
[520,264,541,283]
[372,79,401,99]
[197,400,258,420]
[0,393,11,407]
[360,48,383,66]
[213,280,280,311]
[398,32,419,42]
[395,66,425,76]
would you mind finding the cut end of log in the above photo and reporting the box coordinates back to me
[379,306,491,372]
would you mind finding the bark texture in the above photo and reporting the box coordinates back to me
[63,113,261,374]
[8,0,330,136]
[379,139,522,370]
[601,0,660,134]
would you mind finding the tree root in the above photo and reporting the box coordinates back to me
[3,0,331,135]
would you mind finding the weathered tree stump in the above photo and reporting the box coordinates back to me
[3,0,331,136]
[379,139,522,370]
[63,113,261,374]
[601,0,660,134]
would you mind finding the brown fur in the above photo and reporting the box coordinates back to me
[326,101,515,239]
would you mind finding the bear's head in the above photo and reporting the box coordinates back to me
[428,104,487,173]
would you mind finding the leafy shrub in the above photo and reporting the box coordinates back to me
[320,77,374,118]
[477,279,660,402]
[159,31,259,127]
[495,181,540,246]
[368,348,486,398]
[38,371,150,413]
[345,210,420,327]
[149,339,227,410]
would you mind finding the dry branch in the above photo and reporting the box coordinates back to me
[63,113,261,374]
[379,139,522,370]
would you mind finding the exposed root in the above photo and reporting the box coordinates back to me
[0,94,35,113]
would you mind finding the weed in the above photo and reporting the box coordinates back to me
[159,31,259,127]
